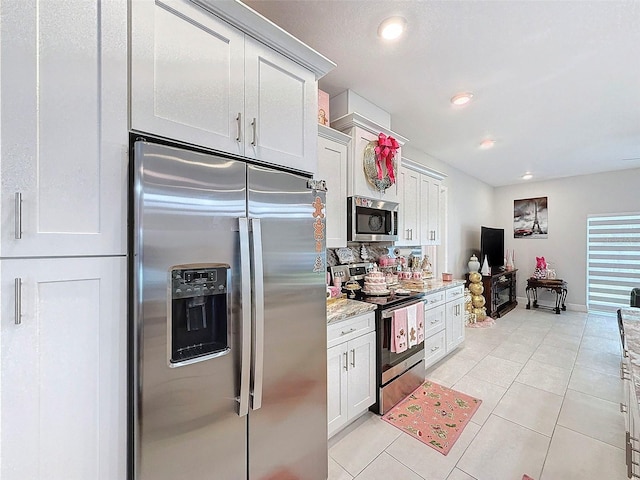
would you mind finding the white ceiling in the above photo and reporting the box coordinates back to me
[243,0,640,186]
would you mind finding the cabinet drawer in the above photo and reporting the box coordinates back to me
[446,285,465,302]
[424,290,446,309]
[424,330,447,368]
[328,311,375,348]
[424,304,446,337]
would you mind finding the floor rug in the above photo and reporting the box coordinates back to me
[382,380,482,455]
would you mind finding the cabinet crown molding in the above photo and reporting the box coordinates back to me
[402,157,447,181]
[191,0,336,79]
[330,112,408,145]
[318,124,351,145]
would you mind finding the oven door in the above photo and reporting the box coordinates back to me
[378,299,425,385]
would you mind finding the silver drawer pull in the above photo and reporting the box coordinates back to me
[341,328,356,336]
[621,402,628,413]
[430,346,440,352]
[430,320,439,324]
[15,192,22,239]
[15,278,22,325]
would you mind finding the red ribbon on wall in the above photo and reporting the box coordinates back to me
[374,133,398,183]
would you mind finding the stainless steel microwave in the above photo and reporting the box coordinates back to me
[347,196,398,242]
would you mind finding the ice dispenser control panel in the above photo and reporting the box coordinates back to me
[170,264,230,366]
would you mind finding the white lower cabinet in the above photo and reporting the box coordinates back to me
[424,284,465,369]
[0,256,126,480]
[445,285,466,352]
[327,312,376,438]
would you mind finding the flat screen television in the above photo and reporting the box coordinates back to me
[481,226,505,270]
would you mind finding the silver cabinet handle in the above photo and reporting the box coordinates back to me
[236,113,242,142]
[351,348,356,368]
[250,218,264,411]
[237,218,252,417]
[621,402,628,413]
[15,278,22,325]
[430,345,440,352]
[15,192,22,239]
[622,362,632,380]
[341,328,356,336]
[250,118,257,146]
[344,351,349,371]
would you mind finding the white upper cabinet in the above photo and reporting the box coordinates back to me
[0,0,128,257]
[131,0,332,174]
[331,113,407,203]
[317,126,350,248]
[397,166,420,246]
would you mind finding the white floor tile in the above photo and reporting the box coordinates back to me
[329,414,401,477]
[541,426,626,480]
[568,365,625,403]
[548,323,584,338]
[352,452,423,480]
[427,352,478,386]
[492,382,563,436]
[456,341,495,362]
[515,359,571,396]
[328,457,353,480]
[452,375,507,426]
[446,469,477,480]
[529,343,577,369]
[385,421,480,480]
[541,331,582,351]
[580,334,622,356]
[575,347,622,376]
[557,388,626,448]
[466,355,523,388]
[489,340,537,364]
[457,415,550,480]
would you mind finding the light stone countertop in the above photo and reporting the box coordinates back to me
[326,298,377,324]
[621,307,640,402]
[326,279,467,325]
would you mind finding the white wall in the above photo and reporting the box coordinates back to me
[402,146,494,279]
[493,167,640,309]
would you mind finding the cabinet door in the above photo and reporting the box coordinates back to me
[327,343,349,438]
[446,297,466,352]
[318,135,348,248]
[347,331,376,419]
[397,167,420,246]
[0,256,126,480]
[245,37,318,174]
[130,0,244,156]
[428,178,442,245]
[1,0,127,257]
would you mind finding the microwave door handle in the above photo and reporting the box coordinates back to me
[250,218,264,411]
[237,218,252,417]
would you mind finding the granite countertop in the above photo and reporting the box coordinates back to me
[326,298,377,324]
[408,279,466,293]
[620,308,640,402]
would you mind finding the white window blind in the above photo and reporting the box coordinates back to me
[587,213,640,314]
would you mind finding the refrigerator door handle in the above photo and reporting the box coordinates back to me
[250,218,265,410]
[237,217,252,417]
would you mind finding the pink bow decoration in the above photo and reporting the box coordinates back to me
[374,133,398,183]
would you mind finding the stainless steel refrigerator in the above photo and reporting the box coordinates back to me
[130,140,328,480]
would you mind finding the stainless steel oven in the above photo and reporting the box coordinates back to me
[347,196,398,242]
[372,297,426,414]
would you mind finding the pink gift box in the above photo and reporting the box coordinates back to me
[318,89,330,126]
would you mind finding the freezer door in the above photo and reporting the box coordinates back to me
[132,141,248,480]
[247,165,328,480]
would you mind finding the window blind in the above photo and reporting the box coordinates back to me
[587,213,640,314]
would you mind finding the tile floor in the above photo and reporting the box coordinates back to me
[328,305,628,480]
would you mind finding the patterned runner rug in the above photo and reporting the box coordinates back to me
[382,380,482,455]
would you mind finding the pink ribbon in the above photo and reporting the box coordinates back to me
[374,133,398,182]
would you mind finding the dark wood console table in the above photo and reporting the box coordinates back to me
[525,278,567,314]
[466,268,518,318]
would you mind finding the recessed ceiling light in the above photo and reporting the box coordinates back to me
[479,139,495,149]
[450,92,473,106]
[522,173,533,180]
[378,17,407,40]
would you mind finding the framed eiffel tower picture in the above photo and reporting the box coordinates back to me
[513,196,548,238]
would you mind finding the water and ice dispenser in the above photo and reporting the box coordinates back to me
[170,264,230,365]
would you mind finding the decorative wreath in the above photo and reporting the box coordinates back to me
[363,133,399,193]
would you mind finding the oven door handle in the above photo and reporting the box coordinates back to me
[381,299,424,319]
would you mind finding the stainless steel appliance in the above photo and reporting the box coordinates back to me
[329,263,426,414]
[130,140,328,480]
[347,196,398,242]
